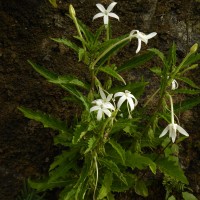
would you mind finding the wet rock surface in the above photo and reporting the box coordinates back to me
[0,0,200,199]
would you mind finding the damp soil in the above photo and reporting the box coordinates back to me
[0,0,200,199]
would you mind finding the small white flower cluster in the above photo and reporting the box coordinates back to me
[93,2,157,54]
[92,2,189,142]
[90,88,138,121]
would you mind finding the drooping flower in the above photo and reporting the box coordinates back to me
[129,30,157,53]
[171,79,178,90]
[93,2,119,25]
[159,94,189,143]
[114,90,138,117]
[159,123,189,143]
[90,88,115,121]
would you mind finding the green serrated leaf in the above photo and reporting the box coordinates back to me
[182,192,198,200]
[177,77,199,89]
[63,188,76,200]
[156,158,188,184]
[49,75,89,90]
[18,107,68,132]
[48,0,57,8]
[173,89,200,95]
[49,151,69,171]
[78,48,85,62]
[28,178,68,192]
[150,66,162,76]
[148,48,166,63]
[49,161,75,182]
[97,172,113,199]
[109,140,126,165]
[182,53,200,67]
[51,38,79,52]
[118,51,155,72]
[84,136,97,154]
[167,42,177,67]
[93,25,104,44]
[98,158,127,185]
[99,66,126,85]
[134,180,148,197]
[61,84,90,110]
[111,173,136,192]
[74,156,91,188]
[28,60,58,81]
[126,151,156,174]
[110,118,138,135]
[77,19,94,43]
[174,96,200,112]
[168,195,176,200]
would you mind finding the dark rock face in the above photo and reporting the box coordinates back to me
[0,0,200,199]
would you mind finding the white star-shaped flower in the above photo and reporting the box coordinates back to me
[90,88,115,121]
[93,2,119,25]
[159,123,189,143]
[114,90,138,117]
[130,30,157,53]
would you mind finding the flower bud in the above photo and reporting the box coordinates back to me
[190,43,198,53]
[69,4,76,19]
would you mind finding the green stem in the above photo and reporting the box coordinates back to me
[144,88,160,107]
[100,109,118,139]
[106,24,110,41]
[93,154,98,200]
[90,36,130,70]
[72,17,86,51]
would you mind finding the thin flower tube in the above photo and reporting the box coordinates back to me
[159,94,189,143]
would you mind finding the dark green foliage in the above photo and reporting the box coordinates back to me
[16,181,44,200]
[19,6,200,200]
[18,107,68,133]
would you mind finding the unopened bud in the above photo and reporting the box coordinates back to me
[69,4,76,19]
[190,43,198,53]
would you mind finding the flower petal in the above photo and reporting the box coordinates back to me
[138,32,148,44]
[117,95,126,109]
[159,125,169,138]
[170,129,177,143]
[104,102,115,110]
[146,32,157,40]
[172,79,178,90]
[99,87,106,100]
[127,93,138,106]
[96,4,106,12]
[104,15,109,24]
[93,13,104,20]
[130,30,139,37]
[94,99,103,106]
[107,2,117,12]
[108,13,119,21]
[136,39,142,54]
[114,92,125,98]
[90,106,100,112]
[176,124,189,136]
[106,93,113,102]
[127,97,135,111]
[97,109,103,121]
[103,108,111,117]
